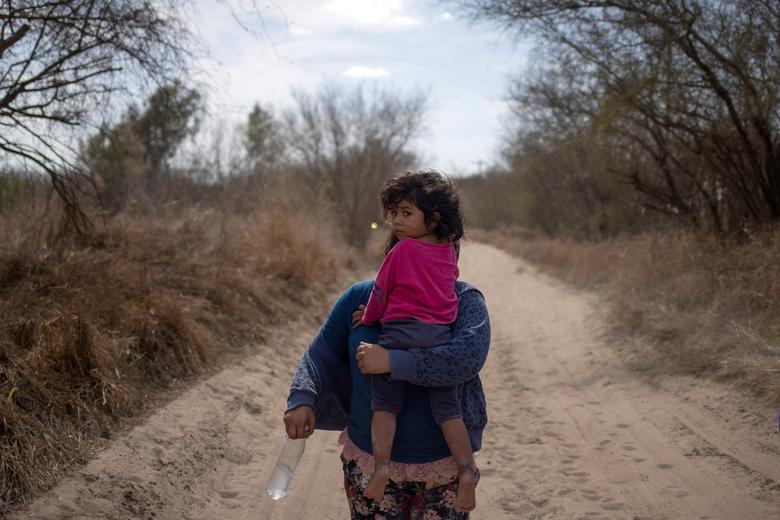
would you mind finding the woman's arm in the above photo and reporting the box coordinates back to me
[388,288,490,387]
[286,284,361,428]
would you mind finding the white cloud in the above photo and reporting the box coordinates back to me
[325,0,421,26]
[289,26,313,36]
[188,0,524,171]
[342,66,390,78]
[441,11,454,22]
[388,15,420,27]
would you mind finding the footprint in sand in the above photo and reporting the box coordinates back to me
[663,485,689,498]
[600,501,626,511]
[224,448,252,465]
[240,399,263,415]
[656,463,674,470]
[219,490,239,499]
[499,498,533,515]
[511,480,528,492]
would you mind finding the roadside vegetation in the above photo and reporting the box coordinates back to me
[457,0,780,405]
[0,191,346,508]
[471,228,780,404]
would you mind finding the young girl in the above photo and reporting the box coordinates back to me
[355,169,478,513]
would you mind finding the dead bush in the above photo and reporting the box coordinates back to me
[0,199,347,510]
[473,228,780,404]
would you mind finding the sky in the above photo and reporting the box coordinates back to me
[188,0,530,175]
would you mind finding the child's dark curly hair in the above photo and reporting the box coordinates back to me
[381,169,464,255]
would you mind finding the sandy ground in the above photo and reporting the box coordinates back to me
[10,242,780,520]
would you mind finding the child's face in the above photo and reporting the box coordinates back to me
[387,199,432,240]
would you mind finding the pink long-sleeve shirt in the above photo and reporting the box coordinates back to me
[362,238,458,326]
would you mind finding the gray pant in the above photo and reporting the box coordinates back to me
[372,319,461,425]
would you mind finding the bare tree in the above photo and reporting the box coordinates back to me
[1,0,194,233]
[460,0,780,234]
[283,82,428,247]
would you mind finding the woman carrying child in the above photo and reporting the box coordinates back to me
[284,170,490,519]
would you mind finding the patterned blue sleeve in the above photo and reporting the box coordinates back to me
[388,288,490,387]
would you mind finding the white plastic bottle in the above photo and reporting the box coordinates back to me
[265,437,306,500]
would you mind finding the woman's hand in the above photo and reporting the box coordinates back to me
[356,342,391,374]
[352,305,365,328]
[283,405,315,439]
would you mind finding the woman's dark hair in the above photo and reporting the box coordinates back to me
[381,169,464,256]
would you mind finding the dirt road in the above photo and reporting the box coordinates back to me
[11,242,780,519]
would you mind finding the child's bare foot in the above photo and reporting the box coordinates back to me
[364,464,390,501]
[455,466,477,513]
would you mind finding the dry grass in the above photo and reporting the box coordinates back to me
[473,227,780,404]
[0,199,350,509]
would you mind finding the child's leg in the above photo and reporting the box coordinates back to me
[365,374,405,500]
[364,410,395,500]
[441,418,477,513]
[428,386,477,513]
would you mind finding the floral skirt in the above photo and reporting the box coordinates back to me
[339,432,473,520]
[342,457,470,520]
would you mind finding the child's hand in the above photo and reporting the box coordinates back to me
[356,342,390,374]
[352,304,366,328]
